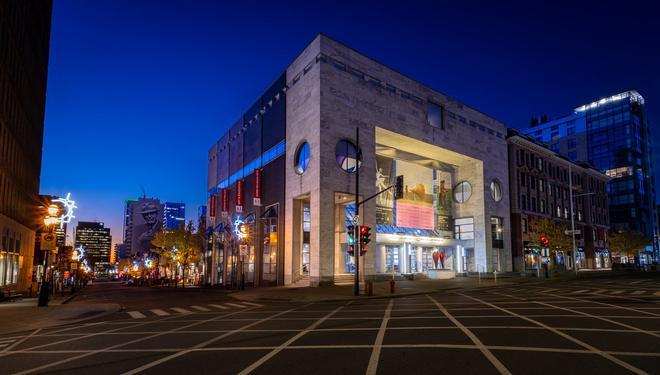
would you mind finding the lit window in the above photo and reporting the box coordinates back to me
[335,140,361,173]
[295,142,310,175]
[454,181,472,203]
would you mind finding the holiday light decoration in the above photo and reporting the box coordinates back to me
[52,193,77,228]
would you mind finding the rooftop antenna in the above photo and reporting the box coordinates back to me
[140,185,146,199]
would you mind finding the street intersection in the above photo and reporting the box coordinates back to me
[0,274,658,375]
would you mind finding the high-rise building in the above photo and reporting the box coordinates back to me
[121,199,137,255]
[0,1,53,293]
[74,222,112,273]
[163,202,185,230]
[521,91,657,259]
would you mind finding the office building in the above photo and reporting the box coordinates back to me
[521,91,657,260]
[74,221,112,273]
[163,202,185,230]
[508,130,610,271]
[207,34,511,287]
[0,1,52,293]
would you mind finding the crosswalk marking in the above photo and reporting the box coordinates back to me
[631,291,646,295]
[540,288,558,293]
[127,311,147,319]
[171,307,192,314]
[592,289,608,294]
[610,290,625,295]
[150,309,170,316]
[571,290,588,294]
[241,302,263,307]
[190,305,211,311]
[209,304,229,310]
[225,303,247,308]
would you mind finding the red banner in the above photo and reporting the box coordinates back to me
[254,169,262,199]
[209,195,216,217]
[221,189,229,213]
[236,180,244,212]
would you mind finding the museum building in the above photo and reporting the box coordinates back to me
[206,34,511,287]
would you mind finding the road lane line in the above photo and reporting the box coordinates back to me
[241,302,263,307]
[237,305,346,375]
[458,292,647,375]
[190,305,211,312]
[122,304,309,375]
[427,295,511,375]
[550,293,660,317]
[225,303,247,308]
[171,307,192,314]
[127,311,147,319]
[12,306,262,375]
[571,290,589,294]
[610,290,625,295]
[208,304,229,310]
[150,309,170,316]
[632,291,646,295]
[365,299,394,375]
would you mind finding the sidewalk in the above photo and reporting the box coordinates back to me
[231,276,531,303]
[0,296,120,335]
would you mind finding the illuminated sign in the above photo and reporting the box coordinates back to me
[234,216,247,240]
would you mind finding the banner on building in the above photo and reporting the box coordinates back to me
[209,195,216,217]
[221,189,229,217]
[253,169,262,206]
[236,180,244,213]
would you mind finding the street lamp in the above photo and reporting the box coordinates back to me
[568,164,595,276]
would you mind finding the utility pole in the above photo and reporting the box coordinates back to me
[354,127,360,296]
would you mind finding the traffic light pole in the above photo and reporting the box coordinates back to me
[354,127,360,296]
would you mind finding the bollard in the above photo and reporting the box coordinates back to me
[389,279,396,294]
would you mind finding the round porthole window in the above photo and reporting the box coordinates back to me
[454,181,472,203]
[490,179,502,202]
[335,140,361,173]
[295,142,310,175]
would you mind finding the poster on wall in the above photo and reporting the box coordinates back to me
[435,169,453,231]
[395,159,435,230]
[375,155,394,225]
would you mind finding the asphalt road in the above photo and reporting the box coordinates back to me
[0,274,658,375]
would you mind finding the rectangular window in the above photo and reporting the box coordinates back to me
[454,217,474,240]
[567,126,575,135]
[491,217,504,241]
[567,139,577,149]
[522,218,528,233]
[426,102,444,129]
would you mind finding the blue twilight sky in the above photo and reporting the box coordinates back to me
[41,0,660,245]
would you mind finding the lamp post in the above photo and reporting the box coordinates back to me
[38,206,59,307]
[568,164,595,276]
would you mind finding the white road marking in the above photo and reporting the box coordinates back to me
[190,305,211,312]
[610,290,625,295]
[366,299,394,375]
[225,303,247,308]
[428,295,511,375]
[127,311,147,319]
[632,291,646,295]
[654,291,660,297]
[241,302,263,307]
[571,290,589,294]
[539,289,559,293]
[592,289,608,294]
[171,307,192,314]
[150,309,170,316]
[208,304,229,310]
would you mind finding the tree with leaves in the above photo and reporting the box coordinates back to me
[151,221,204,288]
[608,230,649,261]
[527,218,572,254]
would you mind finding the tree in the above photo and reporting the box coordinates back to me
[151,221,204,288]
[527,218,572,254]
[608,230,649,260]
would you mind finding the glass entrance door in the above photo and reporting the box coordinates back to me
[385,246,400,273]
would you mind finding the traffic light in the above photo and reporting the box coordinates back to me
[347,225,355,256]
[539,235,549,248]
[394,175,404,200]
[359,225,371,256]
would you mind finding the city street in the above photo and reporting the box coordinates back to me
[0,274,658,374]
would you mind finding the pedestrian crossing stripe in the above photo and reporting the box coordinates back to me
[631,291,646,295]
[127,311,146,319]
[208,304,228,310]
[241,302,263,307]
[150,309,170,316]
[225,303,247,308]
[190,305,211,311]
[610,290,625,295]
[171,307,192,314]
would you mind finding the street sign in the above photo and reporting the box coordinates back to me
[352,216,359,225]
[565,229,581,235]
[40,233,56,251]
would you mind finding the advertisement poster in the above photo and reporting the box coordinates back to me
[435,169,453,231]
[394,159,435,230]
[375,155,394,225]
[130,199,164,257]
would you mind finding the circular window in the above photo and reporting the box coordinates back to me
[490,179,502,202]
[335,140,361,173]
[295,142,310,175]
[454,181,472,203]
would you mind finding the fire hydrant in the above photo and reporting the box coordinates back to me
[389,279,396,294]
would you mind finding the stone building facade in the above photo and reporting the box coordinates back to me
[508,130,610,272]
[207,34,511,287]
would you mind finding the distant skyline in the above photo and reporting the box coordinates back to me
[40,0,660,246]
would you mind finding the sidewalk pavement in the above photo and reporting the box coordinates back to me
[0,296,120,335]
[230,276,537,303]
